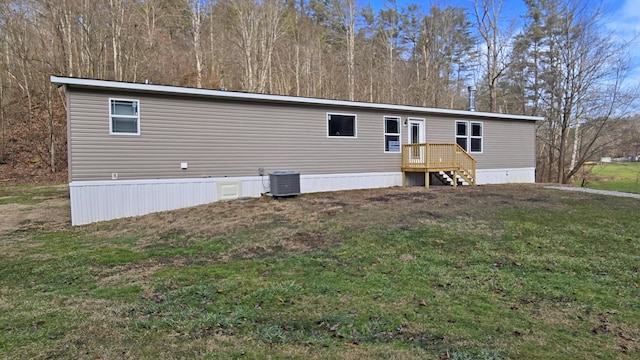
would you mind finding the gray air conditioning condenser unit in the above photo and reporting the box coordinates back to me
[269,170,300,197]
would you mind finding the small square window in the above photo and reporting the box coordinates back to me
[328,114,356,137]
[456,137,468,151]
[110,99,140,135]
[471,122,482,137]
[386,119,399,134]
[385,135,400,152]
[112,117,138,133]
[470,138,482,152]
[112,100,138,116]
[456,122,468,136]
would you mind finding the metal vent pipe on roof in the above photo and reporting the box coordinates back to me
[468,85,477,112]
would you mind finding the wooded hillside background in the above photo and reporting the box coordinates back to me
[0,0,638,184]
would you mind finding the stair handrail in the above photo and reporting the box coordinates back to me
[402,143,477,185]
[453,143,476,185]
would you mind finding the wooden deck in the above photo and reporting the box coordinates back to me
[401,143,476,187]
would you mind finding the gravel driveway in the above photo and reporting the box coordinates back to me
[545,186,640,199]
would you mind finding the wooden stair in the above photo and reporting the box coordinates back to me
[401,143,476,188]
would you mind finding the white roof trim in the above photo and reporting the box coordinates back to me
[51,76,544,121]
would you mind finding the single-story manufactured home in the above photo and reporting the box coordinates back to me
[51,76,543,225]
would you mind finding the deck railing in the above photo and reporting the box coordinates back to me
[402,143,476,184]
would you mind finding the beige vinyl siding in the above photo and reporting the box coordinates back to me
[423,115,535,169]
[475,120,535,169]
[66,87,73,182]
[67,88,536,181]
[424,115,452,142]
[68,89,404,181]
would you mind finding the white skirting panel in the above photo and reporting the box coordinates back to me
[475,167,535,185]
[70,177,259,226]
[300,172,402,193]
[69,172,403,225]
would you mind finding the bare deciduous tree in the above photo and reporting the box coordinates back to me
[473,0,512,112]
[513,0,637,183]
[0,0,636,182]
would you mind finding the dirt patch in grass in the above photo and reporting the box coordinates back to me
[0,184,568,269]
[105,185,567,269]
[0,197,70,236]
[47,184,558,289]
[93,260,165,287]
[236,231,338,259]
[1,183,563,244]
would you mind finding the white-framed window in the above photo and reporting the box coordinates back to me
[470,122,483,153]
[456,121,483,153]
[384,116,401,153]
[109,98,140,135]
[456,121,468,150]
[327,113,357,137]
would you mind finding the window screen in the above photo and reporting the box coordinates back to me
[110,99,140,135]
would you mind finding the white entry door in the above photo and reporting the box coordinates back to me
[407,118,426,162]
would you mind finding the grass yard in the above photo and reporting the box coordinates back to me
[577,162,640,194]
[0,184,639,359]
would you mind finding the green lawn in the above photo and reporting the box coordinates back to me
[578,162,640,194]
[0,184,68,205]
[0,184,639,359]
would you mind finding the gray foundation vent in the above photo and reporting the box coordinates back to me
[269,170,300,197]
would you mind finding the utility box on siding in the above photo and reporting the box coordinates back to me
[269,171,300,197]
